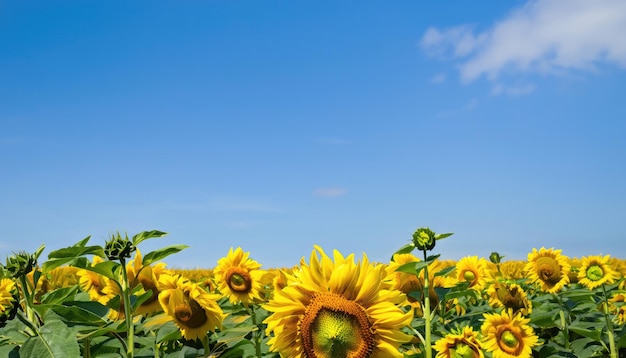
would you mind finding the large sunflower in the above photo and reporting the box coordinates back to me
[155,273,225,341]
[487,281,532,316]
[455,256,489,291]
[127,249,170,316]
[481,310,538,358]
[433,326,484,358]
[214,247,265,305]
[77,256,115,305]
[0,278,16,314]
[524,247,570,293]
[609,292,626,325]
[264,246,413,358]
[577,255,620,290]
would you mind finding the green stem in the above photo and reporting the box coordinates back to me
[554,294,569,351]
[19,275,35,325]
[422,250,432,358]
[120,258,134,358]
[601,284,617,358]
[250,305,263,358]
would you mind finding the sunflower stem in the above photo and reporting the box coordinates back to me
[601,284,617,358]
[120,257,135,358]
[18,275,35,325]
[250,305,263,358]
[554,294,569,351]
[422,249,432,358]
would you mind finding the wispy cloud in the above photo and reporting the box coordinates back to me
[313,187,347,198]
[421,0,626,83]
[430,73,447,84]
[491,83,536,96]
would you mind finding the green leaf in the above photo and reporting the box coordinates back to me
[391,243,415,259]
[132,230,168,246]
[20,317,80,357]
[40,286,79,305]
[84,261,120,282]
[395,261,429,276]
[434,265,456,277]
[142,245,188,266]
[568,323,602,341]
[435,232,454,240]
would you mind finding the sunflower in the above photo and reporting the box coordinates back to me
[77,256,115,305]
[127,249,170,316]
[524,248,570,293]
[214,247,265,305]
[433,326,484,358]
[609,292,626,325]
[487,281,531,316]
[577,255,620,290]
[456,256,489,290]
[154,273,225,341]
[481,310,538,358]
[0,278,16,314]
[264,246,413,358]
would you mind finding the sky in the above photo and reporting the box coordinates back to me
[2,0,626,269]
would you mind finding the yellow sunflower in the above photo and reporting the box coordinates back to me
[214,247,265,305]
[77,256,115,305]
[577,255,620,290]
[609,292,626,325]
[127,249,170,316]
[264,246,413,358]
[456,256,489,290]
[433,326,484,358]
[0,278,16,314]
[481,310,538,358]
[155,273,225,341]
[524,248,570,293]
[487,281,532,316]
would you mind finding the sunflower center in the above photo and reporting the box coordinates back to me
[535,257,561,284]
[586,265,604,282]
[226,268,252,293]
[497,328,523,355]
[174,298,207,329]
[463,271,476,283]
[300,293,375,358]
[451,343,474,358]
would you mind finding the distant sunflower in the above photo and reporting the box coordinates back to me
[0,278,16,314]
[524,248,570,293]
[487,281,532,316]
[481,310,538,358]
[77,256,114,305]
[264,246,413,358]
[214,247,265,305]
[155,273,225,341]
[577,255,620,290]
[609,292,626,325]
[433,326,484,358]
[456,256,489,290]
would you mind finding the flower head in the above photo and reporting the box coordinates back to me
[524,248,570,293]
[0,278,16,314]
[487,281,532,316]
[156,273,225,341]
[264,246,413,358]
[577,255,619,290]
[77,256,115,305]
[214,247,264,305]
[609,292,626,325]
[481,310,538,358]
[456,256,489,290]
[433,326,484,358]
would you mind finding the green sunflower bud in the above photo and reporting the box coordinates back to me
[4,251,37,278]
[412,227,437,251]
[104,232,136,261]
[489,252,504,264]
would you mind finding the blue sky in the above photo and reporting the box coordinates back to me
[2,0,625,268]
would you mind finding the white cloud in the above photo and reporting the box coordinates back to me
[430,73,447,84]
[421,0,626,82]
[491,83,536,96]
[313,187,347,198]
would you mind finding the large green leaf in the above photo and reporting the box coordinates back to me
[20,318,80,358]
[142,245,188,266]
[391,243,414,259]
[132,230,168,246]
[395,261,429,277]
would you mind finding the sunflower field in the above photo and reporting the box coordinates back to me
[0,228,625,358]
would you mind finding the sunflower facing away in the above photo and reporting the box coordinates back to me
[433,326,484,358]
[264,246,413,358]
[127,249,170,316]
[577,255,620,290]
[154,273,225,341]
[455,256,489,291]
[524,247,570,293]
[487,281,532,316]
[77,256,115,305]
[481,310,538,358]
[214,247,265,305]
